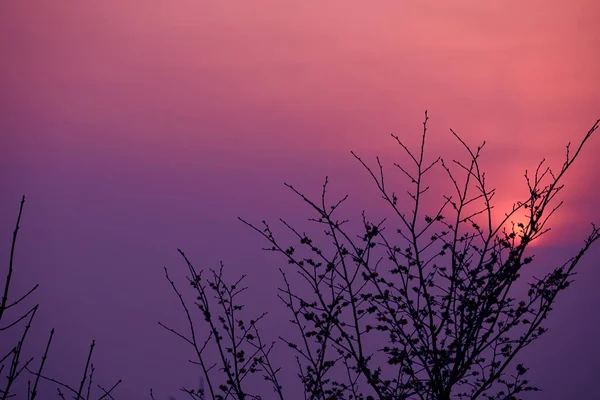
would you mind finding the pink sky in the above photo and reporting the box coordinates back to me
[1,1,599,398]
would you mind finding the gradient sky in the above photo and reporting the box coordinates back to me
[1,1,599,399]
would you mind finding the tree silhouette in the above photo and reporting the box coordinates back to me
[6,115,598,399]
[159,253,284,400]
[0,196,121,400]
[233,113,598,399]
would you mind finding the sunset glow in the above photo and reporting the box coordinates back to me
[1,1,599,398]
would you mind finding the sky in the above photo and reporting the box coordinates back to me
[1,1,599,398]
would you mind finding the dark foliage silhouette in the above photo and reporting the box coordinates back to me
[4,114,598,400]
[233,113,597,399]
[166,115,598,399]
[0,196,121,400]
[158,251,284,400]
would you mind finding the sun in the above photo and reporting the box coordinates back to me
[488,200,552,248]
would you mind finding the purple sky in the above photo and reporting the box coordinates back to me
[1,1,599,398]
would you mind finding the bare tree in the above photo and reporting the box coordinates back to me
[158,250,284,400]
[238,113,599,400]
[1,196,121,400]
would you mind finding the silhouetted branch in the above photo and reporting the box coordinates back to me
[30,328,54,400]
[162,250,285,400]
[241,114,598,399]
[1,196,120,399]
